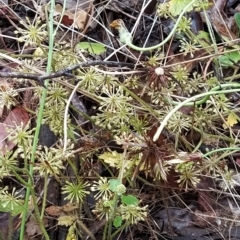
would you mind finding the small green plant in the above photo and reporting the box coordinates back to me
[91,178,148,239]
[2,0,240,238]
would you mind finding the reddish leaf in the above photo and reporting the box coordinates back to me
[61,15,73,26]
[236,158,240,165]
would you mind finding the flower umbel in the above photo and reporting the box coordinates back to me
[0,88,17,109]
[176,16,191,33]
[91,177,113,200]
[156,2,171,18]
[7,123,33,148]
[0,187,23,211]
[92,198,114,220]
[34,146,65,176]
[0,151,18,179]
[62,180,90,204]
[14,17,48,46]
[176,162,200,190]
[170,65,189,83]
[179,38,200,58]
[120,204,148,224]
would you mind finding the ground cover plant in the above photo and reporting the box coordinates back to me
[0,0,240,239]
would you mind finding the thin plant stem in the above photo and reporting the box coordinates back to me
[153,86,240,142]
[8,214,13,240]
[30,184,49,235]
[107,193,119,240]
[9,166,30,187]
[111,222,128,239]
[19,0,55,238]
[106,147,128,239]
[111,0,197,52]
[21,142,28,170]
[76,220,96,240]
[41,173,48,219]
[203,148,240,158]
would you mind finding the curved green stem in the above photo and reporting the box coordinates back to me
[170,83,240,106]
[153,84,240,142]
[203,148,240,158]
[116,0,197,52]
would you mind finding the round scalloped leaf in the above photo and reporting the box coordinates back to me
[109,179,121,192]
[77,42,106,55]
[169,0,194,17]
[113,216,122,228]
[235,13,240,30]
[121,195,138,206]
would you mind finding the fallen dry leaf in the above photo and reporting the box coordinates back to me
[45,203,78,217]
[45,205,63,217]
[53,4,88,30]
[26,216,49,237]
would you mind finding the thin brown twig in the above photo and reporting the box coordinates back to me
[0,61,143,86]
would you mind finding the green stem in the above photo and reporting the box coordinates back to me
[41,173,48,219]
[103,222,108,240]
[111,222,128,239]
[19,0,55,239]
[9,166,31,187]
[118,0,197,52]
[106,148,128,240]
[203,147,240,158]
[107,193,119,240]
[76,220,96,240]
[153,85,240,142]
[30,185,49,237]
[169,83,240,106]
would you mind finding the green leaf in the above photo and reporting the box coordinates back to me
[195,31,211,43]
[234,13,240,30]
[98,151,123,168]
[109,179,121,192]
[218,51,240,67]
[77,42,106,55]
[113,216,122,227]
[169,0,194,17]
[121,195,138,206]
[0,200,25,216]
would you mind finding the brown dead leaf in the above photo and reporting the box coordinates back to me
[34,2,89,30]
[26,216,49,237]
[45,205,63,217]
[45,203,78,217]
[207,0,238,42]
[53,4,88,30]
[64,9,88,29]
